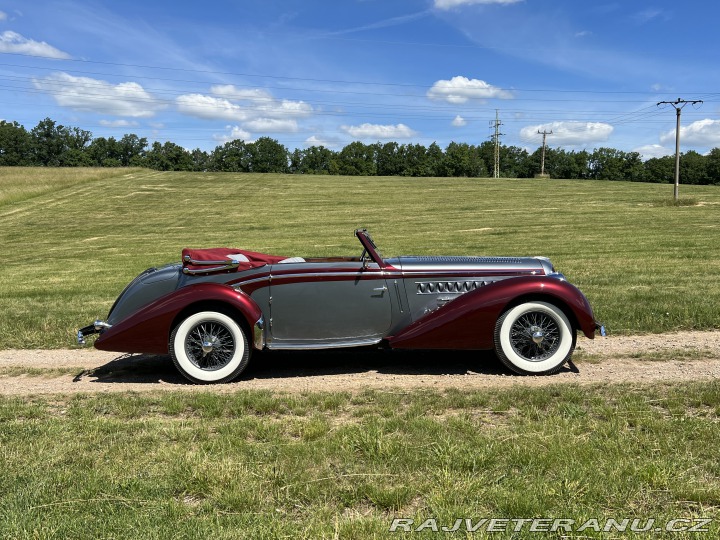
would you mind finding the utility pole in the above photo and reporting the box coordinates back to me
[537,129,553,177]
[657,98,703,201]
[489,110,503,178]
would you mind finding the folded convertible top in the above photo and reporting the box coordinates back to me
[181,247,288,274]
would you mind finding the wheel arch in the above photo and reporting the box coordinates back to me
[95,282,265,355]
[170,300,254,342]
[498,292,580,334]
[386,276,596,351]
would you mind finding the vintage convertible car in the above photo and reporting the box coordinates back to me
[78,229,604,383]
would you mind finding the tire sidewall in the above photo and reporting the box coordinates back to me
[171,311,248,383]
[496,301,574,374]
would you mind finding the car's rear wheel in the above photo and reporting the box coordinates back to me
[493,301,575,375]
[170,311,249,384]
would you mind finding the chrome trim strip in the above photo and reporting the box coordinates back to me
[183,255,236,266]
[269,271,385,280]
[265,336,381,350]
[231,275,271,288]
[182,255,242,275]
[183,262,240,275]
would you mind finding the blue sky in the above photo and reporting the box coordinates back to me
[0,0,718,158]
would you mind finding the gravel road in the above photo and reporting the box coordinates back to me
[1,331,719,395]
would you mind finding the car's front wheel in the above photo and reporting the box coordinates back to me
[493,301,575,375]
[170,311,250,384]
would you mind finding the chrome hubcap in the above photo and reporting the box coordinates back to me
[185,321,235,371]
[510,311,561,362]
[531,327,544,344]
[201,338,216,355]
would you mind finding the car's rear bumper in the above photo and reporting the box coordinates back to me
[77,320,112,346]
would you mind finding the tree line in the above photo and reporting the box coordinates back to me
[2,117,720,185]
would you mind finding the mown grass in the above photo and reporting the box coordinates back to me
[0,384,719,539]
[1,168,719,348]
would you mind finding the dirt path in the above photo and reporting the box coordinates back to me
[1,331,719,396]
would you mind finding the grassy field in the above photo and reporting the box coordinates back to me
[1,168,719,538]
[1,383,719,539]
[0,167,718,348]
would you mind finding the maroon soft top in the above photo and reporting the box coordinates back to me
[181,247,288,273]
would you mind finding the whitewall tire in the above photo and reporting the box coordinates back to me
[170,311,249,384]
[493,301,575,375]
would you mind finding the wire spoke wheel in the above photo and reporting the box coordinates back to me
[494,301,575,375]
[185,321,236,371]
[170,311,250,384]
[509,311,561,362]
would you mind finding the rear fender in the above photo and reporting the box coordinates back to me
[386,276,597,350]
[95,283,263,354]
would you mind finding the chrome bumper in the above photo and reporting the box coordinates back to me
[77,320,112,346]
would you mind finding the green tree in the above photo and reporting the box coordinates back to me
[376,142,402,176]
[335,141,377,176]
[30,118,68,166]
[424,142,443,177]
[61,126,93,166]
[145,141,193,171]
[189,148,209,171]
[442,142,485,177]
[589,147,625,180]
[399,143,430,177]
[705,148,720,185]
[208,140,251,172]
[643,155,674,183]
[87,137,121,167]
[294,145,335,174]
[500,145,530,178]
[247,137,288,173]
[0,120,31,165]
[118,134,147,166]
[679,150,708,185]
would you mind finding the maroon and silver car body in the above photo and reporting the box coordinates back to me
[78,229,604,383]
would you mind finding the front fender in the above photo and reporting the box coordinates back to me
[95,283,263,355]
[386,276,597,350]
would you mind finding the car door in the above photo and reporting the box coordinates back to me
[267,261,392,347]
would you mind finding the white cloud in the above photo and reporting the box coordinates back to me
[211,85,273,102]
[99,119,139,128]
[213,125,252,144]
[176,94,249,122]
[451,115,467,127]
[633,144,673,160]
[341,123,417,139]
[207,85,312,118]
[660,119,720,147]
[243,118,298,132]
[177,85,312,132]
[305,135,341,148]
[33,72,162,117]
[0,11,7,21]
[427,76,512,104]
[0,30,70,59]
[434,0,523,10]
[520,121,614,146]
